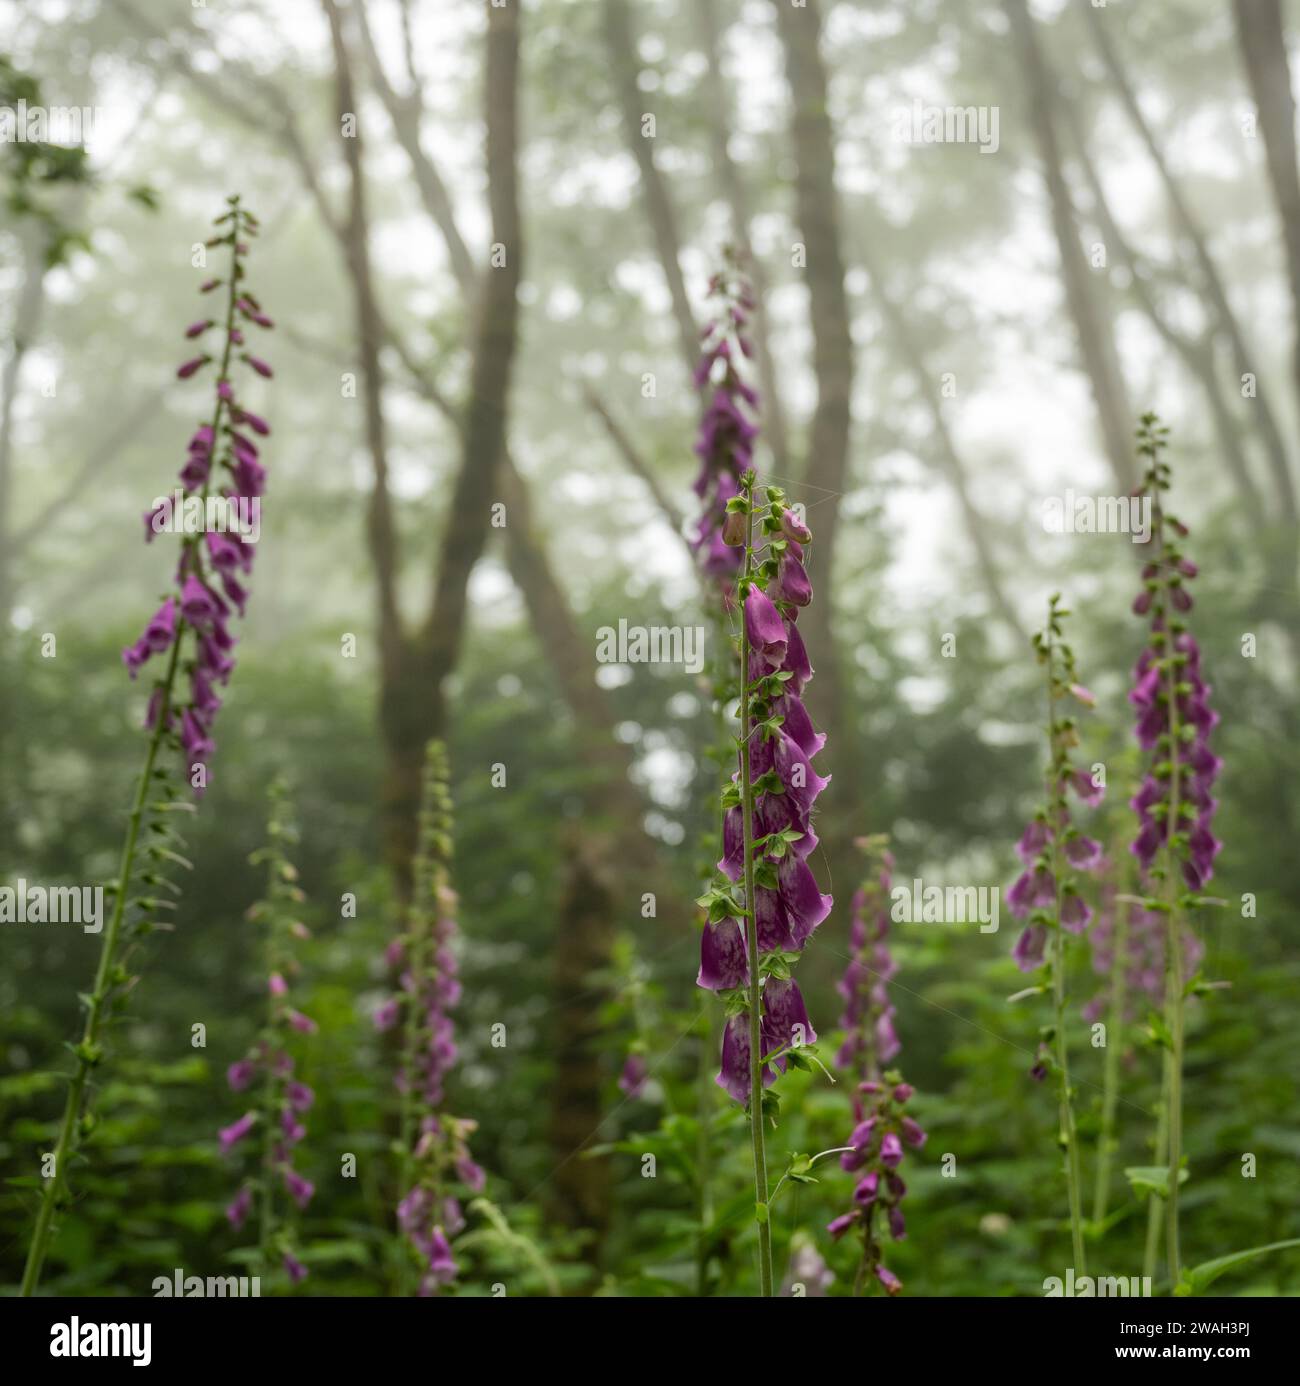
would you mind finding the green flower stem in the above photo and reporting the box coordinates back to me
[1156,505,1187,1285]
[20,224,244,1296]
[19,633,183,1296]
[1143,1050,1170,1284]
[1092,884,1129,1226]
[1044,606,1086,1275]
[695,1000,715,1295]
[738,480,773,1297]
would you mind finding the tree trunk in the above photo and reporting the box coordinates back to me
[855,232,1025,640]
[353,1,478,300]
[0,226,47,631]
[1086,0,1296,542]
[1056,84,1266,534]
[1007,0,1135,494]
[602,0,699,376]
[323,0,523,899]
[696,0,790,474]
[1232,0,1300,564]
[545,835,616,1273]
[768,0,855,856]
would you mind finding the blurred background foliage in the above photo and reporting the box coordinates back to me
[1,0,1298,1295]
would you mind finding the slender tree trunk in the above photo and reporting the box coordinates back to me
[1232,0,1300,556]
[1086,1,1297,541]
[0,226,47,849]
[323,0,523,898]
[697,0,790,474]
[545,836,616,1273]
[353,1,478,299]
[1056,86,1267,533]
[602,0,699,376]
[1006,0,1135,494]
[0,227,47,632]
[769,0,855,855]
[855,231,1025,639]
[415,0,523,737]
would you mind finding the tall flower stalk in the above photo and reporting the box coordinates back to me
[221,780,316,1287]
[1127,413,1221,1285]
[828,839,926,1295]
[1008,594,1104,1275]
[374,742,482,1295]
[691,248,759,603]
[688,251,762,1290]
[20,196,273,1295]
[696,469,832,1297]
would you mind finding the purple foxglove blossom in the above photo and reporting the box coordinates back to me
[753,888,797,953]
[283,1252,307,1285]
[233,407,271,436]
[617,1052,649,1099]
[827,1211,858,1240]
[1060,891,1093,934]
[879,1131,904,1169]
[717,806,744,881]
[697,916,748,991]
[781,619,813,692]
[121,638,151,679]
[283,1167,314,1209]
[226,1059,255,1091]
[268,972,287,996]
[398,1186,430,1232]
[760,977,817,1072]
[776,852,832,944]
[1015,818,1051,865]
[1063,834,1103,871]
[220,573,249,617]
[849,1117,877,1151]
[225,1184,253,1229]
[853,1171,880,1206]
[770,550,812,607]
[455,1157,486,1193]
[179,450,211,492]
[245,355,273,378]
[184,320,211,338]
[1068,768,1105,807]
[424,1227,457,1288]
[777,692,826,759]
[286,1009,316,1034]
[177,355,209,378]
[205,532,246,574]
[771,729,832,816]
[231,454,267,498]
[287,1081,314,1112]
[876,1265,902,1295]
[780,508,811,543]
[717,1013,765,1104]
[888,1205,906,1240]
[219,1111,257,1153]
[875,1010,901,1064]
[1006,865,1055,921]
[744,585,788,670]
[901,1116,927,1148]
[144,596,177,651]
[179,574,219,627]
[1013,923,1047,972]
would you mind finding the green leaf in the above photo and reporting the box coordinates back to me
[1124,1165,1187,1200]
[1175,1239,1300,1296]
